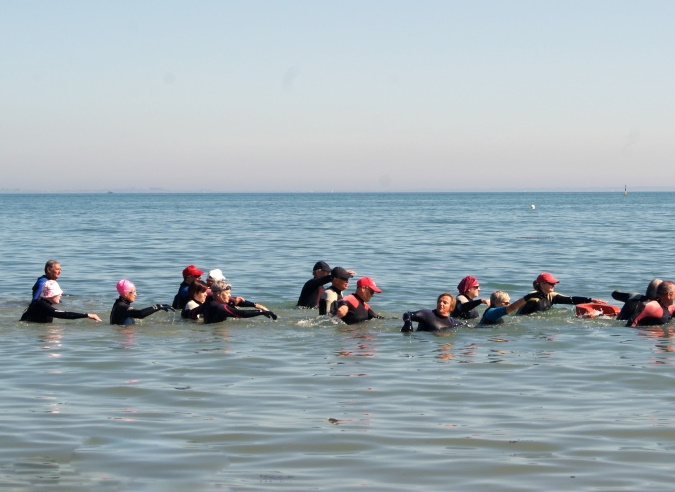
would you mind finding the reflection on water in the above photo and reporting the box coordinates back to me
[335,327,378,358]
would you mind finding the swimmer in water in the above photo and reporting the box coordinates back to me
[612,278,662,321]
[401,293,463,332]
[628,280,675,327]
[202,280,277,325]
[452,276,489,319]
[335,277,385,325]
[479,290,537,325]
[110,279,173,325]
[20,280,102,323]
[181,279,209,320]
[516,272,603,315]
[319,267,354,315]
[31,260,61,301]
[172,265,204,310]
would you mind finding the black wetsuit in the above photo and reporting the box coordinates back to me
[110,297,162,325]
[612,291,649,321]
[451,295,482,319]
[20,298,89,323]
[297,274,332,308]
[401,309,462,332]
[516,290,592,315]
[337,294,382,325]
[201,295,271,325]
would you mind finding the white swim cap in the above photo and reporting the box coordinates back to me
[41,280,63,298]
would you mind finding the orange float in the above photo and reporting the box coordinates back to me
[575,302,620,318]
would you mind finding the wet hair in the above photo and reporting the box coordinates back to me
[210,280,232,293]
[490,290,510,306]
[437,292,456,311]
[188,279,208,299]
[656,280,675,297]
[44,260,60,273]
[646,278,663,299]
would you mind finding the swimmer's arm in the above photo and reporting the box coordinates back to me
[457,299,482,313]
[335,305,348,319]
[504,297,528,314]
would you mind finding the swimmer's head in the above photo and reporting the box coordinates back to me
[182,265,204,279]
[457,276,479,295]
[646,279,663,299]
[313,261,330,275]
[210,280,232,293]
[116,279,136,296]
[41,280,63,299]
[357,277,382,294]
[207,269,225,285]
[535,272,559,285]
[490,290,510,306]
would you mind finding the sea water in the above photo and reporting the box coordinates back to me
[0,192,674,491]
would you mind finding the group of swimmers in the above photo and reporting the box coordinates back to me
[296,260,675,331]
[21,261,277,326]
[19,260,675,331]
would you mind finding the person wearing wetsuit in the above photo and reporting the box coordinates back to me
[402,293,462,332]
[297,261,332,308]
[110,279,172,325]
[31,260,61,301]
[516,272,600,316]
[202,280,277,325]
[479,291,535,325]
[452,276,488,319]
[172,265,204,310]
[181,280,209,320]
[612,279,662,321]
[21,280,102,323]
[319,267,353,315]
[628,281,675,327]
[336,277,384,325]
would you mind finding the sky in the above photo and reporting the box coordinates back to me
[2,0,674,192]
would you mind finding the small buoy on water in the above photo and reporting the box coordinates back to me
[530,204,536,210]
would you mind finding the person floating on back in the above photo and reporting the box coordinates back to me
[628,280,675,327]
[111,279,173,325]
[21,280,102,324]
[612,278,662,321]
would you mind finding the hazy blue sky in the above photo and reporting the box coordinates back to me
[2,1,674,192]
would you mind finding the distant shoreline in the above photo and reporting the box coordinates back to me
[0,189,671,195]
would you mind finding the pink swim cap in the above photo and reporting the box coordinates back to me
[41,280,63,298]
[116,279,136,296]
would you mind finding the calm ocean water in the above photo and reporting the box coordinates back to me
[1,192,674,491]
